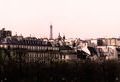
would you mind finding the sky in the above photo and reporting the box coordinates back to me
[0,0,120,39]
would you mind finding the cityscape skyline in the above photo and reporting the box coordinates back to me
[0,0,120,39]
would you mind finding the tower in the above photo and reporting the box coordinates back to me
[50,24,53,39]
[58,33,62,40]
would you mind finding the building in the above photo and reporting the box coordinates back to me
[87,38,120,60]
[0,28,77,63]
[1,28,120,62]
[0,28,12,39]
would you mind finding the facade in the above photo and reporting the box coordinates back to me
[97,38,118,46]
[87,38,120,60]
[87,39,97,47]
[97,46,118,60]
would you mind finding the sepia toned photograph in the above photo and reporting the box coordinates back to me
[0,0,120,82]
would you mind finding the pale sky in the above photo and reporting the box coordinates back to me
[0,0,120,39]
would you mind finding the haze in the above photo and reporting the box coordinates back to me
[0,0,120,39]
